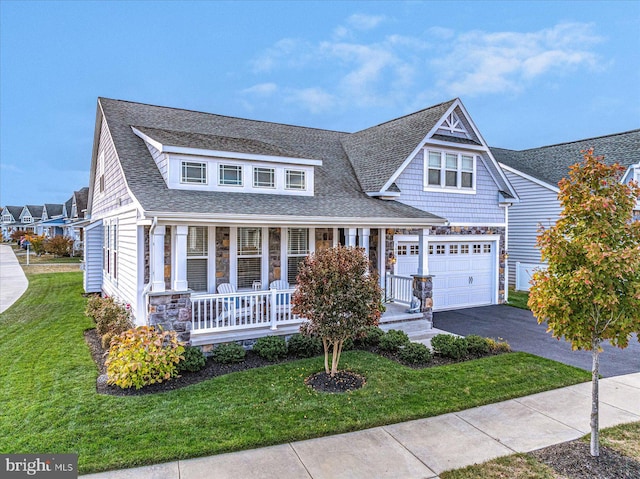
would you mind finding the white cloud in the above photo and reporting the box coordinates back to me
[0,163,23,174]
[431,22,603,97]
[346,13,386,31]
[285,88,336,113]
[242,83,278,96]
[244,19,604,114]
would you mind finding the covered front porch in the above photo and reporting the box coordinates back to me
[188,283,423,346]
[143,222,438,347]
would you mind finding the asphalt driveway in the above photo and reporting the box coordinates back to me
[433,305,640,378]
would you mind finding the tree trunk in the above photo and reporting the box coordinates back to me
[323,338,329,374]
[590,340,600,457]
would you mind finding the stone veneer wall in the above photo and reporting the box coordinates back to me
[148,292,192,344]
[385,226,507,303]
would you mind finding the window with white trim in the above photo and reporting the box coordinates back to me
[23,216,33,224]
[287,228,309,284]
[285,169,306,190]
[187,226,208,292]
[253,167,275,188]
[111,222,118,280]
[2,214,11,222]
[425,150,476,191]
[181,161,207,184]
[237,227,261,289]
[103,224,110,276]
[219,165,243,186]
[103,221,117,280]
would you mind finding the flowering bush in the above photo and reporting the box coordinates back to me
[44,235,73,257]
[85,295,133,348]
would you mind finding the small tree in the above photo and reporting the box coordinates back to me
[25,234,47,255]
[44,235,74,257]
[529,149,640,457]
[292,245,383,377]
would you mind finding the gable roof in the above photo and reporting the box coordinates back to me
[92,98,446,224]
[44,203,64,218]
[493,129,640,187]
[4,206,23,220]
[24,205,44,219]
[341,100,456,193]
[74,187,89,218]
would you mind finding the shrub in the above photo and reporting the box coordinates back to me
[293,245,383,376]
[44,235,73,257]
[431,334,469,360]
[487,338,512,353]
[466,335,491,357]
[212,342,246,364]
[287,333,322,358]
[253,335,288,361]
[179,346,207,372]
[25,234,46,255]
[105,326,185,389]
[85,295,132,347]
[10,230,29,242]
[354,326,384,349]
[379,329,411,352]
[399,342,433,365]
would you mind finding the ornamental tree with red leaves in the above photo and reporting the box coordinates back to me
[292,245,383,377]
[529,148,640,457]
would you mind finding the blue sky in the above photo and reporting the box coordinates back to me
[1,0,639,207]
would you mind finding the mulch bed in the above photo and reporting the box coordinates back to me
[85,328,501,396]
[305,371,366,393]
[531,440,640,478]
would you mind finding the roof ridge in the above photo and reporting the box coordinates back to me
[516,129,640,152]
[353,98,458,134]
[99,97,350,135]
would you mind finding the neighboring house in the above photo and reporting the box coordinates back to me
[63,187,89,253]
[18,205,43,234]
[38,203,65,237]
[83,97,517,347]
[494,129,640,291]
[1,206,24,239]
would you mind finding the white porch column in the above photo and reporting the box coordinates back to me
[347,228,357,247]
[378,228,386,288]
[417,228,430,276]
[332,227,339,247]
[358,228,370,256]
[172,225,189,291]
[151,225,166,292]
[308,227,316,254]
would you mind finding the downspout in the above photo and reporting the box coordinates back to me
[141,216,158,325]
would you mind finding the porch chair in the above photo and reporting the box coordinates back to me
[216,283,252,326]
[269,280,292,319]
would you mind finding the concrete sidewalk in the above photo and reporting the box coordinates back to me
[0,244,28,314]
[83,372,640,478]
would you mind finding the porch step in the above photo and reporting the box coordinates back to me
[379,319,457,349]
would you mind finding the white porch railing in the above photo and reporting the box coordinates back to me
[191,288,301,334]
[385,273,413,305]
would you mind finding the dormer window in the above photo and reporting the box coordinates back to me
[23,216,33,223]
[253,167,275,188]
[181,161,207,184]
[286,169,306,190]
[219,165,243,186]
[425,150,476,193]
[3,214,12,222]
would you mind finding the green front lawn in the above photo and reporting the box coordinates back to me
[507,289,530,310]
[0,273,590,474]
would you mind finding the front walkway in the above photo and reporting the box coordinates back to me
[0,244,28,313]
[83,373,640,478]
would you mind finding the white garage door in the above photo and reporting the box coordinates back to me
[395,240,496,310]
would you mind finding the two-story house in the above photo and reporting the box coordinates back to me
[494,129,640,290]
[83,97,517,348]
[1,206,24,239]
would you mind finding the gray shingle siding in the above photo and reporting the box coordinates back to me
[91,118,133,218]
[396,151,505,224]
